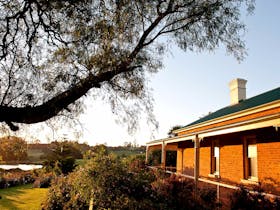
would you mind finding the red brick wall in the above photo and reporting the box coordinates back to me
[175,128,280,194]
[172,128,280,207]
[177,148,183,173]
[199,147,211,177]
[257,141,280,194]
[179,139,244,180]
[183,148,194,176]
[220,144,243,183]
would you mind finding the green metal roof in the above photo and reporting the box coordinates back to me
[185,87,280,128]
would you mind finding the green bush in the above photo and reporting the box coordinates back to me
[42,148,221,210]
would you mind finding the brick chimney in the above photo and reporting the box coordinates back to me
[229,78,247,105]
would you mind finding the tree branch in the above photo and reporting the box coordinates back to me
[0,64,138,125]
[128,0,175,60]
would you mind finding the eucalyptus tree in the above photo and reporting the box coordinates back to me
[0,136,27,161]
[0,0,254,131]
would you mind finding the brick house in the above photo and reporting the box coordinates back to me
[146,78,280,199]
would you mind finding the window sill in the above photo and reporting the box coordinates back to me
[240,178,259,185]
[208,174,220,179]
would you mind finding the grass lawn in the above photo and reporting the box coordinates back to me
[0,184,48,210]
[109,150,145,157]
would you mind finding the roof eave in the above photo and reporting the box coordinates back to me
[173,99,280,135]
[147,113,280,146]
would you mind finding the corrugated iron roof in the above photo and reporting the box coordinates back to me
[185,87,280,128]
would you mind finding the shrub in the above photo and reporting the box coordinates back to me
[42,176,88,210]
[33,173,54,188]
[230,186,280,210]
[147,150,176,168]
[152,174,220,210]
[147,149,161,166]
[0,177,7,188]
[0,170,36,189]
[42,153,159,209]
[42,149,221,210]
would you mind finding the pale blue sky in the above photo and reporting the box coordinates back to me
[78,0,280,146]
[10,1,280,146]
[152,0,280,131]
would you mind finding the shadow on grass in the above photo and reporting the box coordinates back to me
[0,184,36,210]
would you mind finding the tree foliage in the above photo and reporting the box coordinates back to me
[0,0,255,131]
[43,141,82,175]
[167,125,183,137]
[0,136,27,161]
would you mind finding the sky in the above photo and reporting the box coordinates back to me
[8,0,280,146]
